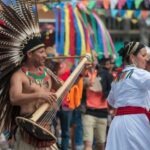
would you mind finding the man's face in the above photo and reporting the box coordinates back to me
[30,47,47,66]
[110,59,115,68]
[105,60,111,69]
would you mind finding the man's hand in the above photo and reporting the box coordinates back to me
[39,92,57,105]
[85,62,93,69]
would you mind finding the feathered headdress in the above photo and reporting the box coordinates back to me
[0,0,44,132]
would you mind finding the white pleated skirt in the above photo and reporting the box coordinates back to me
[106,114,150,150]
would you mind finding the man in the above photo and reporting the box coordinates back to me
[0,1,62,150]
[9,47,59,117]
[98,57,113,100]
[11,47,62,150]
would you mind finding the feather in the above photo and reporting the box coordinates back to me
[0,0,41,132]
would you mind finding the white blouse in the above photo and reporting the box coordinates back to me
[106,65,150,150]
[108,65,150,110]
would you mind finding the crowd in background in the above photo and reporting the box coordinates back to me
[41,50,120,150]
[2,29,150,150]
[0,46,121,150]
[0,29,122,150]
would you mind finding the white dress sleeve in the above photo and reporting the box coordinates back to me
[133,69,150,90]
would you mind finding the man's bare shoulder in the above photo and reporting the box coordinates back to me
[10,68,27,81]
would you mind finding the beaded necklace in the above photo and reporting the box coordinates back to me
[22,66,49,86]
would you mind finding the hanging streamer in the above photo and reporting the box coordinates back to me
[51,2,116,57]
[68,4,75,56]
[119,9,126,17]
[134,10,141,18]
[111,9,118,18]
[100,18,115,56]
[64,5,70,56]
[110,0,118,9]
[118,0,126,9]
[79,4,102,54]
[97,23,104,58]
[53,6,60,54]
[79,8,91,54]
[73,7,82,56]
[79,3,95,52]
[94,11,115,58]
[92,11,109,58]
[103,0,110,9]
[74,7,86,56]
[90,15,99,55]
[77,12,87,55]
[141,11,148,20]
[59,3,65,54]
[135,0,144,9]
[126,0,134,9]
[87,1,96,10]
[126,10,134,19]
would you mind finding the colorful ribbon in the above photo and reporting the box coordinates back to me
[64,5,70,56]
[73,7,81,56]
[53,6,60,54]
[68,4,75,56]
[59,3,65,54]
[74,7,86,55]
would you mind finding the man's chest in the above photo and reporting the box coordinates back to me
[23,77,52,92]
[21,66,53,91]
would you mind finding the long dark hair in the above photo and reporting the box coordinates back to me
[0,66,20,133]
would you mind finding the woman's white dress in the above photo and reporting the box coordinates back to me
[106,66,150,150]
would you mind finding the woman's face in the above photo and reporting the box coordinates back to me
[131,48,148,69]
[146,50,150,72]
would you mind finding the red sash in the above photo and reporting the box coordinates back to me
[116,106,150,121]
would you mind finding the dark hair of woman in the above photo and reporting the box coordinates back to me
[119,41,145,64]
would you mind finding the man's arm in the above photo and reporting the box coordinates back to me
[9,72,56,106]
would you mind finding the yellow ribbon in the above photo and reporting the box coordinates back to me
[64,6,70,56]
[125,10,134,19]
[74,7,86,55]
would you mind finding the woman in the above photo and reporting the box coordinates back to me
[106,41,150,150]
[82,64,108,150]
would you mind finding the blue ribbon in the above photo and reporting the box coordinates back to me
[53,6,60,54]
[134,10,141,18]
[119,10,126,17]
[97,23,103,57]
[126,0,134,9]
[90,14,98,52]
[111,9,118,18]
[90,34,94,50]
[73,8,81,56]
[59,3,65,54]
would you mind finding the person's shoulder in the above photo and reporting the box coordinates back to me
[133,67,150,77]
[11,68,26,80]
[134,67,148,73]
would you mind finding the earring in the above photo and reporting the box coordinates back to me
[132,60,137,67]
